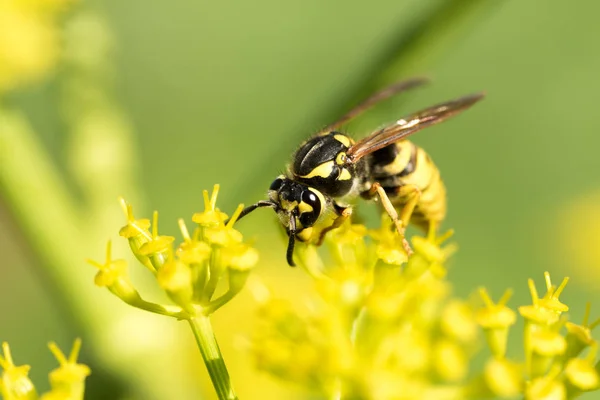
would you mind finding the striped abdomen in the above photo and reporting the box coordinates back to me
[364,140,446,230]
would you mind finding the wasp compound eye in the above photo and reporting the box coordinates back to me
[269,177,284,191]
[299,190,322,227]
[301,190,319,208]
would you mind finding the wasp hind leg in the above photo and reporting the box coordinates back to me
[371,182,422,256]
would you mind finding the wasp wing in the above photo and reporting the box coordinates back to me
[346,92,485,162]
[321,77,430,133]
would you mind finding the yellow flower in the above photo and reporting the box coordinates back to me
[87,241,130,288]
[0,0,72,93]
[564,303,600,360]
[476,288,517,359]
[42,339,90,400]
[92,185,258,319]
[0,342,37,400]
[483,358,523,397]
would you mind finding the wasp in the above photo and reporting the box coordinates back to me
[237,77,484,266]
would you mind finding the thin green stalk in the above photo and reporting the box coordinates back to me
[188,316,238,400]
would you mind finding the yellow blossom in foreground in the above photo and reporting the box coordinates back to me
[250,218,600,400]
[1,340,89,400]
[89,185,258,319]
[41,339,90,400]
[0,342,37,400]
[88,185,259,400]
[83,185,599,400]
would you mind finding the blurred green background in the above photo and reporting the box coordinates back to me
[1,0,599,399]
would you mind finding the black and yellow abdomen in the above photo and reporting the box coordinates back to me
[364,140,446,230]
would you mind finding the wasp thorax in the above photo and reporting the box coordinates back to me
[268,177,324,231]
[291,132,356,197]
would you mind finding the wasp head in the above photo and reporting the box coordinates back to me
[267,175,325,236]
[236,175,326,267]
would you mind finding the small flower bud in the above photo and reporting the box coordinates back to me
[117,198,155,272]
[43,339,90,400]
[433,339,468,382]
[529,329,567,378]
[563,303,599,361]
[565,358,599,395]
[524,367,566,400]
[0,342,37,400]
[138,236,175,258]
[177,239,211,265]
[226,243,259,272]
[520,274,569,375]
[476,288,516,359]
[192,185,229,228]
[157,257,194,313]
[371,222,408,266]
[538,272,569,314]
[440,300,478,344]
[327,222,368,269]
[484,358,523,397]
[87,241,137,297]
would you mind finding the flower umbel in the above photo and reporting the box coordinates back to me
[251,219,600,400]
[90,184,257,319]
[89,184,255,400]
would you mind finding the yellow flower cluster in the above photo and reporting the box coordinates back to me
[251,219,600,400]
[0,0,72,93]
[87,184,257,399]
[0,340,89,400]
[88,184,258,320]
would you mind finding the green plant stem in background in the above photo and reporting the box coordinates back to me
[0,8,156,399]
[0,109,129,400]
[188,316,238,400]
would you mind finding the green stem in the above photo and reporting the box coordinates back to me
[188,316,238,400]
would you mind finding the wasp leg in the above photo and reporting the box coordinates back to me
[395,184,422,228]
[316,206,352,246]
[371,182,420,255]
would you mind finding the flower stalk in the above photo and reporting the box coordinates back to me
[189,317,238,400]
[89,185,258,400]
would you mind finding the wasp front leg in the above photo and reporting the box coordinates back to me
[316,205,352,246]
[370,182,421,256]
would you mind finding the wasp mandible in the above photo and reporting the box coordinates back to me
[237,77,484,266]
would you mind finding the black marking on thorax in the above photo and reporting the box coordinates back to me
[293,132,348,176]
[292,132,357,198]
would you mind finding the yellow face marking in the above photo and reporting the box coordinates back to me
[335,152,347,165]
[298,160,334,179]
[298,201,313,214]
[297,227,313,242]
[280,199,298,212]
[339,168,352,181]
[333,134,352,147]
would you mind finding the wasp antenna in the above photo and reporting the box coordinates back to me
[235,200,276,223]
[286,214,296,267]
